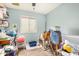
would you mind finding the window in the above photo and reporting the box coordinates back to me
[20,16,37,33]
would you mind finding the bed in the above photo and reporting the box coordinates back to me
[57,35,79,56]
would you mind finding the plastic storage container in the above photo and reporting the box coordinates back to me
[29,41,37,47]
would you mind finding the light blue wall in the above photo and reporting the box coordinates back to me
[7,8,46,42]
[46,3,79,35]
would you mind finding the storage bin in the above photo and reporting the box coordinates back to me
[29,41,37,47]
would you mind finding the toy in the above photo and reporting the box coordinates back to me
[63,43,73,53]
[16,35,26,49]
[16,36,25,43]
[6,30,17,37]
[4,45,17,56]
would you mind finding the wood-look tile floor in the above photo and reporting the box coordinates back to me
[17,47,53,56]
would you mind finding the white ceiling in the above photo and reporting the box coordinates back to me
[4,3,61,14]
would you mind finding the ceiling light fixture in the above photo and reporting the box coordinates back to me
[32,3,36,10]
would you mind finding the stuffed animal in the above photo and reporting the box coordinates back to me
[16,36,25,43]
[63,43,73,53]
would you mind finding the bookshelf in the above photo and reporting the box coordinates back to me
[0,4,9,28]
